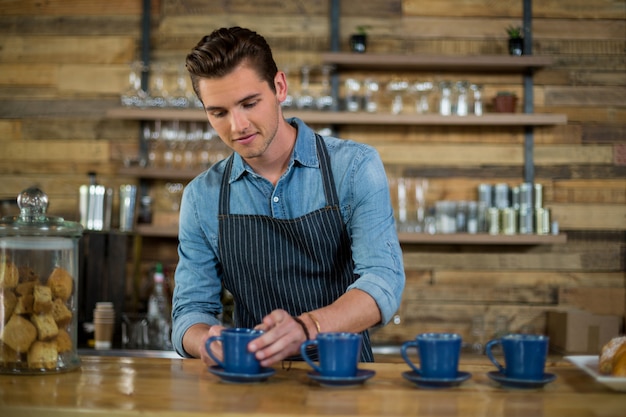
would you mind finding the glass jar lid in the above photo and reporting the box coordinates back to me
[0,187,83,238]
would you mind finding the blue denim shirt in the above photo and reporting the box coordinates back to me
[172,118,405,357]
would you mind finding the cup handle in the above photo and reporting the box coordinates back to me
[205,335,225,369]
[300,339,322,374]
[485,339,505,373]
[401,341,421,375]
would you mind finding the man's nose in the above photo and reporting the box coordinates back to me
[230,110,250,132]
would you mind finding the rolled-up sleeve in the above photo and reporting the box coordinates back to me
[339,142,405,324]
[171,176,223,357]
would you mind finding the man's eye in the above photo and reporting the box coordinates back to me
[211,111,226,118]
[243,101,258,109]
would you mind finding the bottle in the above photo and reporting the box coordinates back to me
[147,263,172,350]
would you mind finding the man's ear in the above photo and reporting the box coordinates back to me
[274,71,289,103]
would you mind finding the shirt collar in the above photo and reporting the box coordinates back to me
[228,117,319,183]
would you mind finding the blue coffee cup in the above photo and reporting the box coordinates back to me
[401,333,462,378]
[300,332,362,377]
[485,334,548,380]
[205,328,263,374]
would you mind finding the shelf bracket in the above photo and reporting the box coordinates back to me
[523,0,535,184]
[329,0,341,113]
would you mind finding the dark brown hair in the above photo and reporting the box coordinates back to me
[186,27,278,102]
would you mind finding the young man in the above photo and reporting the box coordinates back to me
[172,27,405,367]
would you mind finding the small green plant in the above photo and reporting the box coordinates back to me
[355,25,371,35]
[506,25,522,39]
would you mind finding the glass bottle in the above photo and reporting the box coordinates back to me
[147,263,172,350]
[455,81,469,116]
[471,84,484,116]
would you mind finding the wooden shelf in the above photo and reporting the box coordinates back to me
[398,232,567,245]
[132,225,567,245]
[321,53,554,72]
[289,112,567,126]
[107,107,206,121]
[107,108,566,126]
[135,225,179,237]
[118,166,202,181]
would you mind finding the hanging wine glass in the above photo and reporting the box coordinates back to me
[295,65,315,110]
[168,64,191,108]
[147,63,168,108]
[121,61,147,107]
[315,65,335,111]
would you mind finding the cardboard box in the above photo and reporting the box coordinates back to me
[547,309,623,355]
[558,287,625,316]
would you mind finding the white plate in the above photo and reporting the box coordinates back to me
[565,355,626,392]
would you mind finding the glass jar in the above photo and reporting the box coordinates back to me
[0,187,83,374]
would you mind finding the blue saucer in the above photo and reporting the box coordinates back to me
[402,370,472,389]
[307,369,376,387]
[208,365,276,383]
[487,371,556,389]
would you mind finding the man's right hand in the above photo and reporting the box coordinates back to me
[183,323,226,366]
[200,324,226,366]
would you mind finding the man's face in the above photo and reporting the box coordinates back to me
[196,63,287,162]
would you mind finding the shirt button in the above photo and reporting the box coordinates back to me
[273,196,279,203]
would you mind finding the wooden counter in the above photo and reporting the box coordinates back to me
[1,354,624,417]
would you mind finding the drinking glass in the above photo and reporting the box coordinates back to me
[387,79,409,115]
[344,78,361,112]
[412,81,433,114]
[363,78,380,113]
[438,81,452,116]
[120,61,147,107]
[142,120,162,168]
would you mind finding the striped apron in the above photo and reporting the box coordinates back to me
[217,134,373,362]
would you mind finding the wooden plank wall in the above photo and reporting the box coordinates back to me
[0,0,624,348]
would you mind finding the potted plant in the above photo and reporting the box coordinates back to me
[506,25,523,56]
[492,91,518,113]
[350,25,370,53]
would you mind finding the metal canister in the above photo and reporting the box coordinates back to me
[534,183,544,209]
[478,184,493,208]
[518,207,534,234]
[519,182,533,211]
[511,186,520,210]
[487,207,500,235]
[536,207,550,235]
[501,208,517,235]
[493,183,510,209]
